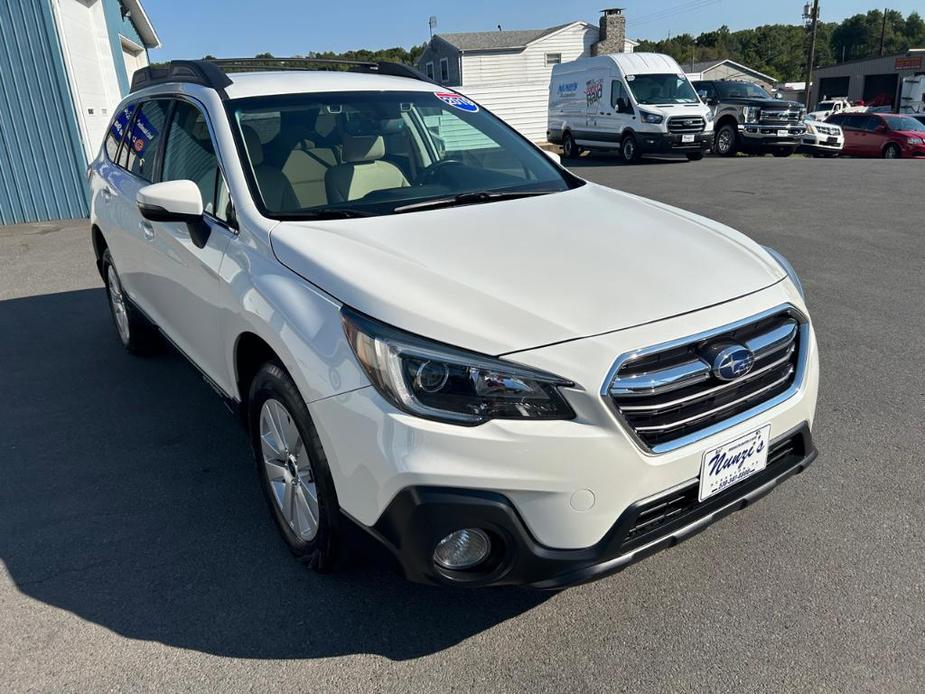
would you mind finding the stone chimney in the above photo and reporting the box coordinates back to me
[591,8,626,56]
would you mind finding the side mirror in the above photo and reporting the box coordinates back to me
[137,180,211,249]
[543,149,562,166]
[616,97,630,113]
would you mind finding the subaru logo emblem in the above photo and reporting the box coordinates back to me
[711,344,755,382]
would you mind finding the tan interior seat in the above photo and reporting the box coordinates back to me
[241,125,299,211]
[325,135,409,204]
[283,146,337,209]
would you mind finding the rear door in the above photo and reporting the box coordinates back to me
[103,98,171,316]
[143,98,235,386]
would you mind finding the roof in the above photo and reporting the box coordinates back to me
[436,23,579,52]
[686,59,776,83]
[222,71,440,100]
[123,0,160,48]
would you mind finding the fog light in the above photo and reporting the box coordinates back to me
[433,529,491,570]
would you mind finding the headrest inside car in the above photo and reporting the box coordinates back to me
[342,135,385,163]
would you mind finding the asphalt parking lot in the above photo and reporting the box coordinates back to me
[2,156,923,692]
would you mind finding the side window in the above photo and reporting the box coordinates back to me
[841,115,862,130]
[611,81,630,112]
[440,57,449,83]
[105,104,135,162]
[126,100,169,181]
[425,61,434,80]
[863,116,883,132]
[827,113,845,126]
[162,101,225,217]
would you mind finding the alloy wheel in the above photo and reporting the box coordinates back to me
[107,265,131,344]
[259,398,320,541]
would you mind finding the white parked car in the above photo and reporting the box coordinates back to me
[548,53,713,162]
[800,118,844,157]
[807,98,851,121]
[89,60,819,588]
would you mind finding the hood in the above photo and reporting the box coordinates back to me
[270,184,784,355]
[721,97,803,111]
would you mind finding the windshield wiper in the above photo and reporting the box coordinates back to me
[392,190,553,214]
[294,207,374,220]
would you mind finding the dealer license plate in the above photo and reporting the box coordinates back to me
[827,137,838,144]
[682,134,695,143]
[698,425,771,502]
[777,129,789,137]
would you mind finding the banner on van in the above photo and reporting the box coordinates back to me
[585,79,603,108]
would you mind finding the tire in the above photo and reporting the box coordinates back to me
[686,151,704,161]
[562,131,580,159]
[621,134,641,163]
[714,124,739,157]
[883,143,901,159]
[249,361,340,571]
[101,249,160,355]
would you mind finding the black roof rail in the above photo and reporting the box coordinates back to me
[130,58,437,96]
[130,60,233,94]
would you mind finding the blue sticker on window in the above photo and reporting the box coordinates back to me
[110,106,133,141]
[129,110,159,156]
[435,92,479,113]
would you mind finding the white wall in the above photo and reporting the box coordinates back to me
[459,23,597,142]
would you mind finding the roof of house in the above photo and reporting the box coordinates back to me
[685,59,776,83]
[123,0,160,48]
[436,24,574,52]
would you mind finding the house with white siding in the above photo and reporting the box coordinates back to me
[416,8,637,141]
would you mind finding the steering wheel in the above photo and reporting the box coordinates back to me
[414,159,463,186]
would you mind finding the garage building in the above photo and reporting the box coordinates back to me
[0,0,159,225]
[811,50,924,111]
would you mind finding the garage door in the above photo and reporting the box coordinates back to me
[863,74,899,109]
[0,0,89,223]
[55,0,122,161]
[120,36,148,84]
[818,76,850,101]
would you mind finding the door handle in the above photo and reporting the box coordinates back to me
[140,221,155,240]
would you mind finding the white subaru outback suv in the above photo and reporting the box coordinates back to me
[89,60,819,588]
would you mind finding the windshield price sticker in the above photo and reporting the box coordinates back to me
[435,92,479,113]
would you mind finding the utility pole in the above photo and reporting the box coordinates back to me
[803,0,820,111]
[879,8,887,56]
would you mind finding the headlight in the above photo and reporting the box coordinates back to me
[804,120,817,134]
[908,137,923,144]
[639,110,664,125]
[342,307,576,425]
[764,247,805,299]
[742,106,760,123]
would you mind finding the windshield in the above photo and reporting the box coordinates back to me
[715,82,773,100]
[227,90,574,219]
[626,74,699,104]
[883,115,925,131]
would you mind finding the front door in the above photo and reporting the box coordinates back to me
[142,99,234,389]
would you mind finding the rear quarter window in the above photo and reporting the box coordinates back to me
[125,100,170,181]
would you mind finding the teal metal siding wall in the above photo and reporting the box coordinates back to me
[0,0,90,224]
[102,0,145,95]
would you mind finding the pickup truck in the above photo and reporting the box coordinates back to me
[807,98,851,121]
[692,80,806,157]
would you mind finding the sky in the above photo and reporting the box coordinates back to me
[147,0,924,61]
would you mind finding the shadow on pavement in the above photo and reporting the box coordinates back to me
[566,152,694,168]
[0,288,548,660]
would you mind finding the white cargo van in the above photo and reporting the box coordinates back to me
[548,53,713,163]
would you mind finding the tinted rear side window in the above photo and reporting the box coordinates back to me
[126,100,170,181]
[105,104,135,162]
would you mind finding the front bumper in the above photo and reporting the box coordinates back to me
[636,131,711,154]
[363,423,816,588]
[800,132,844,153]
[739,124,806,148]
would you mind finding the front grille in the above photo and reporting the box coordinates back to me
[761,109,804,124]
[667,116,706,133]
[607,309,804,451]
[620,428,808,551]
[814,124,840,136]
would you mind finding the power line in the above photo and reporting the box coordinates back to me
[629,0,724,29]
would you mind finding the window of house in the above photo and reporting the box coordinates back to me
[126,99,170,181]
[545,53,562,66]
[425,61,435,80]
[440,57,449,83]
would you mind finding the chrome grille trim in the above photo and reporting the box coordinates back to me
[667,116,706,133]
[600,304,809,455]
[610,359,710,397]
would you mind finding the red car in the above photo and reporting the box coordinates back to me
[826,112,925,158]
